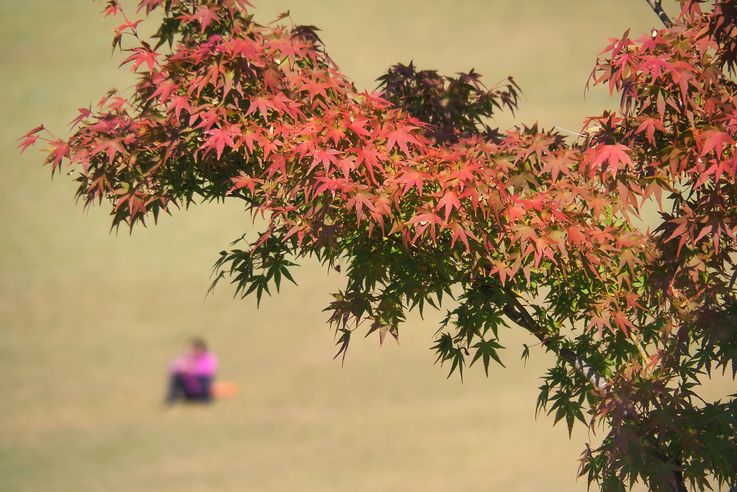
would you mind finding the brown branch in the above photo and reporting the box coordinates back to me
[645,0,674,28]
[503,291,690,491]
[501,290,607,390]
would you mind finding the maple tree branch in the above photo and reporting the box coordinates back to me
[502,294,692,491]
[645,0,674,28]
[501,290,607,390]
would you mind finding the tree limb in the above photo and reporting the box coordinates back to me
[645,0,674,28]
[501,290,607,390]
[502,290,692,491]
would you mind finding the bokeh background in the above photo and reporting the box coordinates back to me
[1,1,701,491]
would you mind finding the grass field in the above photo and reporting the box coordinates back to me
[2,1,721,491]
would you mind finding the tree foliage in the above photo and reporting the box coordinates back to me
[22,0,737,490]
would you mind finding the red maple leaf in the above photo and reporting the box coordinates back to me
[612,310,635,336]
[18,125,45,153]
[385,125,420,155]
[18,134,39,153]
[121,47,159,73]
[589,144,632,176]
[47,139,70,172]
[246,96,276,121]
[396,169,430,194]
[700,130,734,156]
[102,0,121,17]
[309,148,341,173]
[69,108,93,128]
[228,173,262,194]
[168,95,190,120]
[151,79,178,105]
[635,117,665,145]
[542,150,573,181]
[345,190,376,222]
[407,211,443,242]
[347,117,372,138]
[201,124,241,159]
[137,0,163,15]
[115,19,142,35]
[178,6,219,33]
[436,190,461,221]
[93,138,126,164]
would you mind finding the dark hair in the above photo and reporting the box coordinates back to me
[191,337,208,351]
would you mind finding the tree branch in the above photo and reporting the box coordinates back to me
[501,290,607,390]
[502,290,691,492]
[645,0,674,28]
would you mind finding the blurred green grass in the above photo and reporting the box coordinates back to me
[2,1,715,491]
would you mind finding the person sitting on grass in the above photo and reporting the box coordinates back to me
[165,337,217,404]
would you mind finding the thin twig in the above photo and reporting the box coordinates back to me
[645,0,674,28]
[554,126,585,137]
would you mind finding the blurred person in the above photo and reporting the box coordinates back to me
[165,337,218,404]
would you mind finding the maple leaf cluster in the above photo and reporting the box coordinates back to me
[22,0,737,489]
[377,62,520,144]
